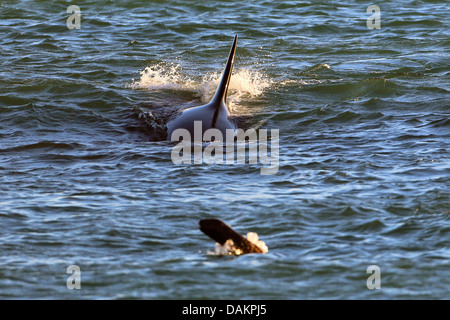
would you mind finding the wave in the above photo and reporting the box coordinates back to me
[0,141,83,153]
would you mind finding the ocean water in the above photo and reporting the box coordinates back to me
[0,0,449,299]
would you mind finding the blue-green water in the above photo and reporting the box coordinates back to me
[0,0,449,299]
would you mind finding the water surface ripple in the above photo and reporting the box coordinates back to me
[0,0,449,299]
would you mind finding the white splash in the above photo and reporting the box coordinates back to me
[246,232,269,254]
[130,63,196,91]
[208,232,269,256]
[213,239,239,256]
[131,62,272,112]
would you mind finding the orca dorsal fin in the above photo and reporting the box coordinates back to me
[210,35,238,105]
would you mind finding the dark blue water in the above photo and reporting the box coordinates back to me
[0,0,449,299]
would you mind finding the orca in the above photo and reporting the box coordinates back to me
[167,35,238,141]
[199,218,266,255]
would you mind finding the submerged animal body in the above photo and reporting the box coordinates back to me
[167,36,238,141]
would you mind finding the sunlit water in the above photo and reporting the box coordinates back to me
[0,0,449,299]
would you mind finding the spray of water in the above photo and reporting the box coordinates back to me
[131,62,272,112]
[208,232,269,256]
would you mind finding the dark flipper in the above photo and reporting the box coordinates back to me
[199,218,264,254]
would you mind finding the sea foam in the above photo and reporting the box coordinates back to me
[131,62,272,113]
[208,232,269,256]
